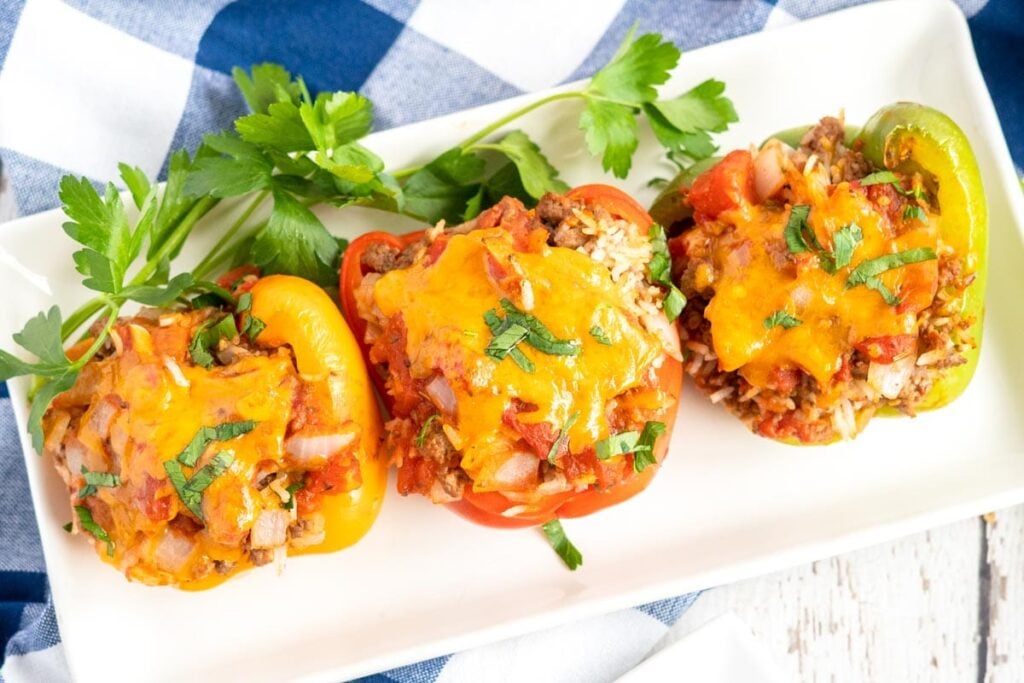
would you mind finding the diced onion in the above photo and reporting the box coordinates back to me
[163,357,190,388]
[493,452,539,488]
[155,531,196,572]
[868,354,917,400]
[251,509,289,549]
[284,432,355,466]
[425,375,457,415]
[754,144,787,200]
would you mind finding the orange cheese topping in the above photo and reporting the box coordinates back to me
[702,171,939,392]
[49,309,362,589]
[371,227,666,491]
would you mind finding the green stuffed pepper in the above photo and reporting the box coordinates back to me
[654,103,987,443]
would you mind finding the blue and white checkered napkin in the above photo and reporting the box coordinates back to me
[0,1,1019,681]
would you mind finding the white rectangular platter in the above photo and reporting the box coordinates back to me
[2,0,1023,680]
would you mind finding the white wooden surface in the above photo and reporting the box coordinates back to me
[665,505,1024,682]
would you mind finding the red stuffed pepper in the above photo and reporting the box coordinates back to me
[341,185,683,527]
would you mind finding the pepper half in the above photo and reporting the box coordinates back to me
[45,274,386,589]
[341,185,683,527]
[655,103,986,442]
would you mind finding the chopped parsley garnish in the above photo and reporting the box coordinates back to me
[786,208,864,275]
[75,505,114,556]
[845,247,937,305]
[783,205,816,254]
[483,300,579,371]
[829,223,863,272]
[648,224,672,286]
[165,452,235,521]
[188,314,240,368]
[500,300,581,356]
[663,285,687,321]
[62,522,73,533]
[541,519,582,571]
[589,326,613,345]
[595,430,641,460]
[596,421,666,471]
[235,292,266,341]
[859,171,901,187]
[647,225,685,321]
[903,205,927,222]
[176,420,256,467]
[78,465,121,499]
[190,292,223,310]
[415,414,440,448]
[546,412,579,464]
[632,421,666,473]
[282,480,305,511]
[860,170,928,201]
[763,310,803,330]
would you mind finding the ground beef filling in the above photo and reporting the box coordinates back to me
[672,119,977,443]
[362,195,658,501]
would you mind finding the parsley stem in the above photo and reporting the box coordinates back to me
[191,190,269,279]
[390,90,586,180]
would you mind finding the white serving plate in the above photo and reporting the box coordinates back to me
[1,1,1022,680]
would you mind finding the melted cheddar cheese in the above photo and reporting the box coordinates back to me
[702,172,939,394]
[371,227,667,492]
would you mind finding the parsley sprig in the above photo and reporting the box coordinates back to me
[1,28,736,455]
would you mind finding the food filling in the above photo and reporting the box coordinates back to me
[356,194,680,506]
[43,294,363,587]
[673,116,977,442]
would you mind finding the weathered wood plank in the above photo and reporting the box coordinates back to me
[984,505,1024,682]
[665,517,983,682]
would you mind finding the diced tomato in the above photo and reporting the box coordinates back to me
[216,265,260,293]
[368,315,421,416]
[854,334,917,364]
[768,366,802,394]
[687,150,758,222]
[862,182,907,227]
[395,455,438,497]
[423,236,449,266]
[502,399,558,459]
[297,452,362,513]
[134,472,171,522]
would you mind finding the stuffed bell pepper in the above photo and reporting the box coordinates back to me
[341,185,684,527]
[44,274,386,588]
[652,103,986,443]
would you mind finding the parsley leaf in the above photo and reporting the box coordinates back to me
[235,292,266,342]
[587,27,680,104]
[473,131,569,199]
[904,205,927,221]
[232,63,305,114]
[166,452,235,521]
[633,421,666,473]
[60,177,137,294]
[763,310,803,330]
[75,505,114,556]
[249,189,340,287]
[185,133,274,198]
[541,519,583,571]
[283,480,304,511]
[859,171,901,187]
[402,148,486,224]
[78,465,121,499]
[176,420,257,468]
[589,326,613,345]
[579,99,639,178]
[663,285,687,322]
[863,276,900,305]
[648,225,672,286]
[846,248,938,290]
[415,414,440,448]
[499,299,581,356]
[596,430,641,460]
[546,412,579,464]
[784,205,813,254]
[830,223,863,272]
[188,314,239,369]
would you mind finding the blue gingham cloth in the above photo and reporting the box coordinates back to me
[0,1,1020,681]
